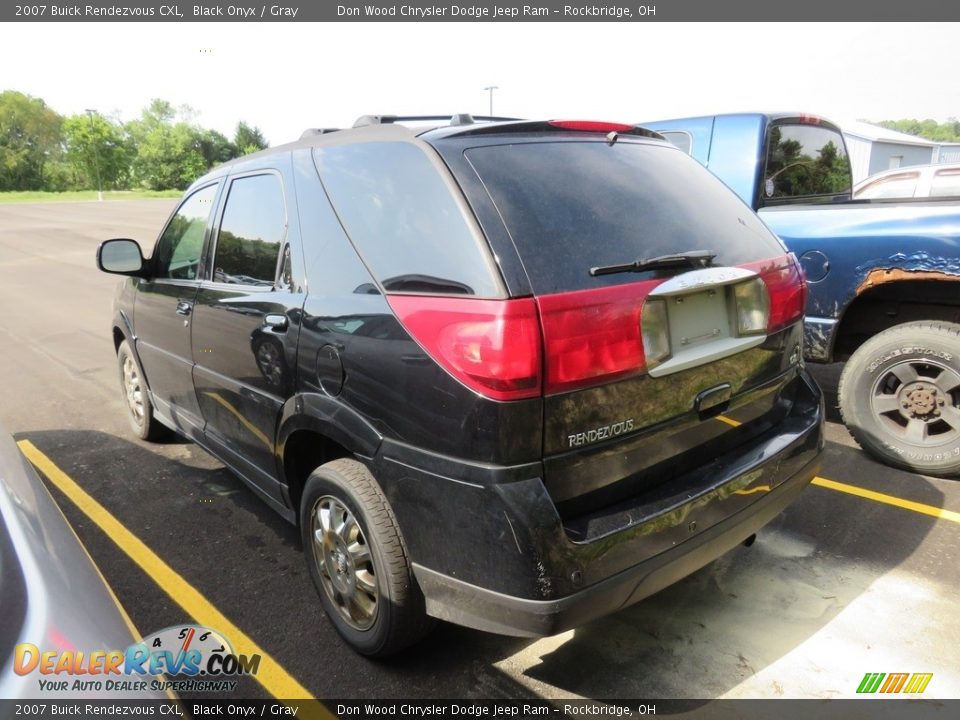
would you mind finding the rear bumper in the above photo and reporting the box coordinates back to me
[404,369,823,637]
[413,453,818,637]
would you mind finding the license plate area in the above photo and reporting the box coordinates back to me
[647,267,766,378]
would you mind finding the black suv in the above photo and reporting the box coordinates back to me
[97,115,823,656]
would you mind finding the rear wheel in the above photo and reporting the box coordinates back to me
[117,339,169,441]
[300,458,432,656]
[839,321,960,477]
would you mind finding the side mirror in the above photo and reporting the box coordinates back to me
[97,239,146,276]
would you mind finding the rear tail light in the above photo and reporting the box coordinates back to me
[387,295,542,401]
[538,281,660,395]
[548,120,635,133]
[733,278,771,335]
[747,254,807,333]
[387,255,804,401]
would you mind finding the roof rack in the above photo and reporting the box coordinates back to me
[352,114,522,128]
[299,128,342,139]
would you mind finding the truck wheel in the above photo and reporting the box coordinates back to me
[839,321,960,477]
[117,339,169,442]
[300,458,433,656]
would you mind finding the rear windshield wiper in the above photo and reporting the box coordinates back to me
[589,250,717,277]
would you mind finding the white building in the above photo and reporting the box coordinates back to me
[840,120,940,183]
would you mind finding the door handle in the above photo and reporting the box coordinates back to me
[176,301,193,316]
[263,314,288,332]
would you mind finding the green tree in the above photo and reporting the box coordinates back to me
[0,90,63,191]
[234,121,268,155]
[126,100,207,190]
[63,111,130,190]
[197,128,237,168]
[875,118,960,143]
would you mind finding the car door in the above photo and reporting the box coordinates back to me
[190,170,300,502]
[134,182,220,439]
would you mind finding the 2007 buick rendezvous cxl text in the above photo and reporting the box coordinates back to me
[97,115,824,656]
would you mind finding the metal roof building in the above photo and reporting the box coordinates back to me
[840,120,940,183]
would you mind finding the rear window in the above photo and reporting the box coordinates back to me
[762,122,851,202]
[464,141,785,294]
[314,142,502,297]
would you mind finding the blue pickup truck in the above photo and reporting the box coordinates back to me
[642,113,960,477]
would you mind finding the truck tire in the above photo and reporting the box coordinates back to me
[839,321,960,477]
[300,458,433,656]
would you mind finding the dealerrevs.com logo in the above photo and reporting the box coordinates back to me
[857,672,933,694]
[14,625,260,694]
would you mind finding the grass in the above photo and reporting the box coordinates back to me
[0,189,181,204]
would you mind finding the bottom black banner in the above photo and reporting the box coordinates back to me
[0,699,953,720]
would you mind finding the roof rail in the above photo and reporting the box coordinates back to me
[299,128,341,139]
[352,114,522,128]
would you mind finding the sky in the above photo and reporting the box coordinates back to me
[2,22,957,145]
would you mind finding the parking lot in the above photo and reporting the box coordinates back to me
[1,200,958,702]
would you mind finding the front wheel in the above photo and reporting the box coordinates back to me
[300,458,433,656]
[117,339,169,442]
[839,321,960,477]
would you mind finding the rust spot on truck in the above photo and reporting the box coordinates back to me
[856,267,960,295]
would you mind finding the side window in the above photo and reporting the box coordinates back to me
[762,122,851,202]
[213,174,287,287]
[313,142,502,298]
[856,172,920,199]
[153,184,218,280]
[930,168,960,198]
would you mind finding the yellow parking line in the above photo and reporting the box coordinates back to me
[811,476,960,525]
[714,415,960,524]
[17,439,325,706]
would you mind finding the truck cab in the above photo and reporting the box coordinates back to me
[645,112,960,477]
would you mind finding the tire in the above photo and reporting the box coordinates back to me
[839,321,960,477]
[300,458,433,656]
[117,339,169,442]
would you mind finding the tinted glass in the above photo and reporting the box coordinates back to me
[857,172,920,199]
[214,174,286,287]
[153,184,217,280]
[314,142,501,297]
[464,141,785,294]
[931,168,960,198]
[762,123,851,201]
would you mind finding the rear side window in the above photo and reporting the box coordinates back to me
[213,174,286,287]
[762,122,851,202]
[464,141,785,294]
[314,142,502,297]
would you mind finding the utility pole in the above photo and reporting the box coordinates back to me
[85,109,103,201]
[483,86,498,117]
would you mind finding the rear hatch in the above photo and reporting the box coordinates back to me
[437,125,808,519]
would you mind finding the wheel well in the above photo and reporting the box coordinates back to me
[283,430,352,519]
[833,279,960,361]
[113,327,125,352]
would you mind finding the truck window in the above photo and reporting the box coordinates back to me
[762,122,851,204]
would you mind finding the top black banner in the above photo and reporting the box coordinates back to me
[4,0,960,22]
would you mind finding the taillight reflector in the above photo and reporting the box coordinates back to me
[743,254,807,333]
[538,280,661,395]
[387,295,542,401]
[548,120,635,133]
